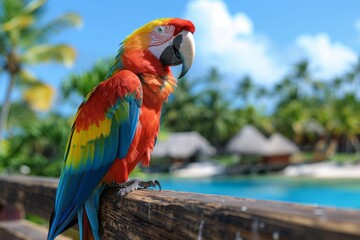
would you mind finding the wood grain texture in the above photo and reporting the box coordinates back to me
[1,176,360,240]
[99,188,360,240]
[0,176,58,221]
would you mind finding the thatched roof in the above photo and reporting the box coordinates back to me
[226,125,299,156]
[265,133,299,156]
[152,132,216,159]
[226,125,268,155]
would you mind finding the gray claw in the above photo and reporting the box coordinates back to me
[153,179,162,191]
[139,179,161,191]
[109,178,162,199]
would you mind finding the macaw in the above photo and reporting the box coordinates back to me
[47,18,195,240]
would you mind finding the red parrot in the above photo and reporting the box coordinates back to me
[48,18,195,240]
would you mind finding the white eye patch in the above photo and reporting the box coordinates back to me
[149,25,175,46]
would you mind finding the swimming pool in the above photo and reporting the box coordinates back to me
[158,176,360,209]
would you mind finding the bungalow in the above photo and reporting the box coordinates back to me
[226,125,299,165]
[152,131,216,165]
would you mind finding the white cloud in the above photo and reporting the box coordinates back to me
[184,0,286,84]
[183,0,358,84]
[233,13,253,36]
[296,33,358,79]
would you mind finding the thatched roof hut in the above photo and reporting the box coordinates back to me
[226,125,268,155]
[265,133,299,156]
[152,132,216,159]
[226,125,299,157]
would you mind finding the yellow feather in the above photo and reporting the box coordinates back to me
[123,18,172,50]
[66,118,112,169]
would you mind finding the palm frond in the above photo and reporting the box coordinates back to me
[62,58,112,99]
[40,12,82,35]
[0,0,24,21]
[18,69,38,84]
[17,70,55,111]
[2,14,33,31]
[22,12,82,45]
[23,82,55,111]
[21,44,76,66]
[24,0,47,15]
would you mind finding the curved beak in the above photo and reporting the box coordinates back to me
[159,30,195,79]
[178,31,195,79]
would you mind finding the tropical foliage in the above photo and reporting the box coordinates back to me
[0,0,81,139]
[2,56,360,176]
[1,2,360,176]
[0,111,70,175]
[61,58,112,100]
[163,68,241,148]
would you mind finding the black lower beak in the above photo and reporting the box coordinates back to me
[159,34,183,66]
[157,30,195,79]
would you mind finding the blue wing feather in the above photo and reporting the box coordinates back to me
[48,71,142,240]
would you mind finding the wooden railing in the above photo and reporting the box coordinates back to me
[1,175,360,240]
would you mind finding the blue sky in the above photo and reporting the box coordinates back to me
[1,0,360,107]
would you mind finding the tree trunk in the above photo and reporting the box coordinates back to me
[349,135,360,161]
[0,73,16,140]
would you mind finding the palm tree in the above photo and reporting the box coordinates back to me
[346,57,360,86]
[162,76,200,131]
[316,94,360,156]
[0,0,82,139]
[197,87,240,148]
[236,75,254,106]
[164,68,241,148]
[62,58,112,100]
[273,61,312,107]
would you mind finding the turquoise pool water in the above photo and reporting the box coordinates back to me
[158,176,360,209]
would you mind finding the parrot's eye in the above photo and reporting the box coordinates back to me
[156,26,165,34]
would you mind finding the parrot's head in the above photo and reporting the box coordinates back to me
[121,18,195,79]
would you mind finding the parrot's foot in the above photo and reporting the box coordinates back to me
[109,178,161,198]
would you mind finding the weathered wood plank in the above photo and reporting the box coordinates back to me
[99,188,360,240]
[1,175,360,240]
[0,176,58,221]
